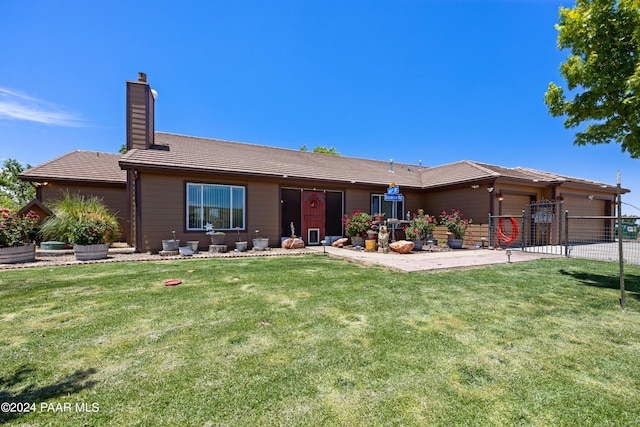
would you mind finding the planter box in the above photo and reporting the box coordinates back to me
[0,244,36,264]
[209,234,225,245]
[186,241,199,252]
[74,243,109,261]
[162,240,180,251]
[252,238,269,250]
[235,241,248,252]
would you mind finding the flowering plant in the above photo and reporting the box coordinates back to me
[0,209,39,247]
[405,209,436,241]
[342,210,372,237]
[439,208,471,239]
[72,218,113,245]
[404,226,422,240]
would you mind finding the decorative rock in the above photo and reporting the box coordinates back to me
[281,238,305,249]
[209,244,228,253]
[332,238,348,247]
[389,240,414,254]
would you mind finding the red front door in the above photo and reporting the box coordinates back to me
[302,191,325,245]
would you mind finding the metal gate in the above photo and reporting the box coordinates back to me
[489,200,565,255]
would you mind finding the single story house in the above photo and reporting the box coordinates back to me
[20,73,625,252]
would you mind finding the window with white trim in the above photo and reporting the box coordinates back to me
[371,194,404,219]
[187,183,245,230]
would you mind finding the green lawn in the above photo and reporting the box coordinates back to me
[1,255,639,426]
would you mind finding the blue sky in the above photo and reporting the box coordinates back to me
[1,0,638,213]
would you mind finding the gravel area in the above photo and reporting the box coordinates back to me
[0,247,318,270]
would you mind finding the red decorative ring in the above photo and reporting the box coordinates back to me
[496,217,519,247]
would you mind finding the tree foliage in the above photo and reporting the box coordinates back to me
[300,145,340,155]
[0,159,35,209]
[545,0,640,157]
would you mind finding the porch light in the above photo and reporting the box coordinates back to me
[496,191,504,201]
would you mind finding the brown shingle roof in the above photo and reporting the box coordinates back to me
[119,132,425,187]
[21,134,619,193]
[19,150,126,184]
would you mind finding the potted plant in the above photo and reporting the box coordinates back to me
[373,212,386,222]
[252,229,269,250]
[0,209,39,264]
[439,208,472,249]
[235,227,247,252]
[342,210,372,247]
[40,192,120,260]
[403,226,424,251]
[204,223,225,245]
[162,230,180,252]
[404,209,436,250]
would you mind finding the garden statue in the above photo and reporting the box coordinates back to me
[378,225,390,253]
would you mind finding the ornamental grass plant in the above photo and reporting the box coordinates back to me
[40,192,120,245]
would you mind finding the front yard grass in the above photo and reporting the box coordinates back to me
[1,255,639,426]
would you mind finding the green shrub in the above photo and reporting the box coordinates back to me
[40,192,120,245]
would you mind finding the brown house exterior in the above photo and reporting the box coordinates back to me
[19,150,129,243]
[19,74,626,252]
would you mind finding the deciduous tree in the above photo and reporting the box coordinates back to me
[545,0,640,157]
[0,159,35,209]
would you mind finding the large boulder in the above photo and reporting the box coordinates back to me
[332,237,348,247]
[281,238,305,249]
[389,240,414,254]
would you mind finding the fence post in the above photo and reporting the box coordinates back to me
[558,201,563,253]
[521,210,526,252]
[564,210,569,257]
[487,213,492,249]
[617,171,625,309]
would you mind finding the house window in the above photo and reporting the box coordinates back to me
[187,183,245,230]
[371,194,404,219]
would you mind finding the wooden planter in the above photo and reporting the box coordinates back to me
[74,243,109,261]
[0,244,36,264]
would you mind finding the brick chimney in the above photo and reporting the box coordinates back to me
[126,72,155,151]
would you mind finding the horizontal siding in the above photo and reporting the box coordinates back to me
[138,172,282,252]
[564,197,609,242]
[423,187,490,223]
[247,182,280,243]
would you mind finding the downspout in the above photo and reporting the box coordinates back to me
[134,169,142,252]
